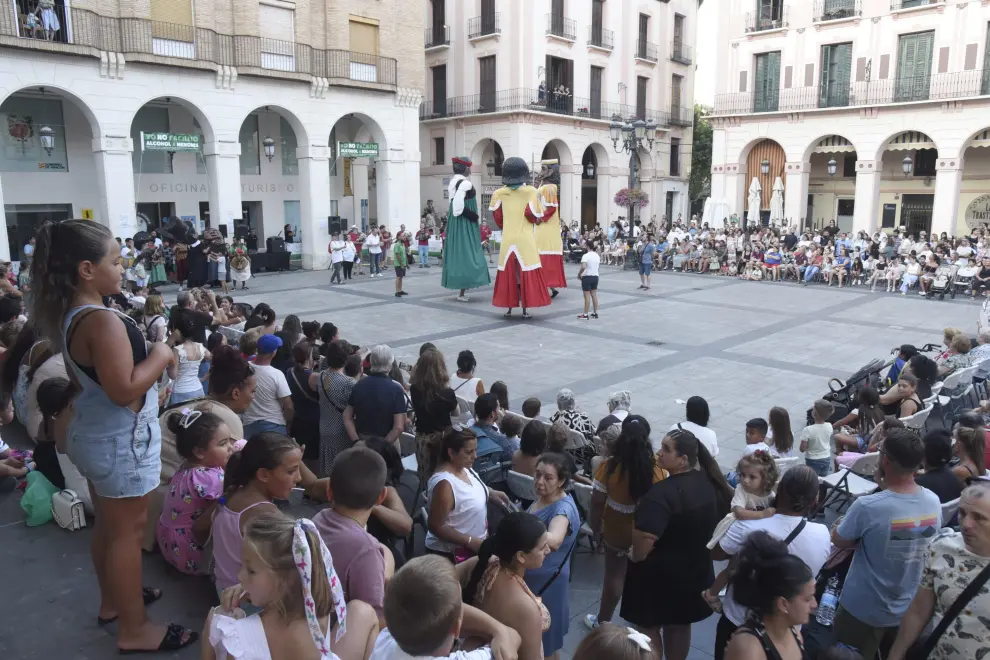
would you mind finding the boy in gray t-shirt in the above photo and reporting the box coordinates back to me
[831,428,942,660]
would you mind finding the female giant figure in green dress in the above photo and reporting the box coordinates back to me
[442,157,491,301]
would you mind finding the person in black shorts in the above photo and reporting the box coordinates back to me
[578,239,601,320]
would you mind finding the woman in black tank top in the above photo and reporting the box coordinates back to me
[725,532,814,660]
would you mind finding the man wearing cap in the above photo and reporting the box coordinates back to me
[490,157,553,317]
[241,334,294,438]
[535,159,566,298]
[441,156,491,301]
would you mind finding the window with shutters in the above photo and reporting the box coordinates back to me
[753,51,781,112]
[636,76,648,119]
[479,56,497,113]
[481,0,496,34]
[349,20,379,56]
[150,0,194,54]
[590,66,604,119]
[349,18,380,82]
[261,5,296,72]
[637,14,651,60]
[819,43,851,108]
[434,137,445,166]
[591,0,605,45]
[895,31,934,102]
[670,74,684,123]
[550,0,565,35]
[983,22,990,94]
[755,0,783,30]
[670,137,681,177]
[432,65,447,116]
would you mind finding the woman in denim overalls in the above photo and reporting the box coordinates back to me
[30,220,197,653]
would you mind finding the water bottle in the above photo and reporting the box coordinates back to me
[816,576,840,627]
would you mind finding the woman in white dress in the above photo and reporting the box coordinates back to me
[203,511,379,660]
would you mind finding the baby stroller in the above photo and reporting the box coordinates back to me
[928,263,958,300]
[954,268,978,299]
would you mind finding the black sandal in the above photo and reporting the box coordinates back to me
[98,587,163,625]
[118,623,198,655]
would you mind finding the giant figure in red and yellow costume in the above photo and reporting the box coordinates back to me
[535,158,566,297]
[490,157,553,318]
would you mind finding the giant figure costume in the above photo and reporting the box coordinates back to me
[490,157,553,317]
[441,157,491,299]
[534,158,566,292]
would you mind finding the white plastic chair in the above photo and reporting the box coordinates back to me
[774,456,802,481]
[569,481,597,553]
[398,431,417,458]
[941,383,976,427]
[899,406,933,432]
[506,470,538,502]
[817,452,880,514]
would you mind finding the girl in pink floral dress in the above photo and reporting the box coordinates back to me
[157,408,236,575]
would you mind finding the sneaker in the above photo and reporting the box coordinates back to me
[394,292,402,297]
[399,291,409,296]
[456,295,470,302]
[577,314,589,320]
[591,313,599,319]
[583,615,600,630]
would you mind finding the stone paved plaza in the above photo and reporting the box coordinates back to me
[0,260,979,659]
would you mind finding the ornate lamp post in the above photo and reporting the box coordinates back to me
[39,125,55,156]
[610,116,657,229]
[262,136,276,162]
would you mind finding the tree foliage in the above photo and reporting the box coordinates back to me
[689,104,713,207]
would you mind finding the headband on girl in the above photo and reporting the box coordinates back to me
[292,518,348,653]
[178,408,202,429]
[625,628,652,653]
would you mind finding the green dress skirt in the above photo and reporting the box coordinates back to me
[441,195,491,291]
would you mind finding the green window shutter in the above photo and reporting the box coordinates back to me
[767,51,780,110]
[897,32,934,101]
[834,43,851,106]
[754,51,781,111]
[820,44,833,106]
[755,54,767,110]
[983,22,990,94]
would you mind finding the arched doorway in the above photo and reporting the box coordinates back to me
[806,135,857,232]
[329,113,387,234]
[235,106,308,247]
[879,131,938,235]
[541,138,574,228]
[960,128,990,236]
[580,146,598,232]
[743,138,785,226]
[1,86,101,259]
[469,138,505,225]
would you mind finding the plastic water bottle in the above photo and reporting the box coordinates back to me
[816,576,840,626]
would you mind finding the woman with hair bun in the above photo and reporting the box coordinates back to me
[723,531,817,660]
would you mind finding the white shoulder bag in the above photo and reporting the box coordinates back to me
[52,489,87,531]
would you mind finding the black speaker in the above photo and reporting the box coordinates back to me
[328,216,342,235]
[267,237,286,253]
[219,225,228,238]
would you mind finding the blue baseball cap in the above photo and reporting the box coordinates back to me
[257,334,283,354]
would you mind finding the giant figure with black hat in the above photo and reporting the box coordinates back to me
[535,158,566,297]
[441,156,491,300]
[489,157,554,317]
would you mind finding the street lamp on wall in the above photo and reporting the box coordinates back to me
[902,156,913,177]
[39,125,55,156]
[262,136,276,162]
[827,158,838,178]
[585,162,595,178]
[760,158,770,176]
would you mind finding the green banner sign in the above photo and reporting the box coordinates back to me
[141,132,201,152]
[338,141,379,158]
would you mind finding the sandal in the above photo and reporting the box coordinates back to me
[98,587,163,625]
[119,623,198,655]
[503,310,513,318]
[521,312,532,320]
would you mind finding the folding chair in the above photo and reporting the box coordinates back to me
[506,470,538,503]
[899,406,932,433]
[399,431,416,458]
[454,396,475,424]
[816,452,880,515]
[569,481,597,554]
[774,456,801,480]
[941,383,976,428]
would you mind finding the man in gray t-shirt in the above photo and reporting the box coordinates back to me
[832,428,941,660]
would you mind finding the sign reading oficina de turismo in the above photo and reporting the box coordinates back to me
[338,142,379,158]
[141,132,201,152]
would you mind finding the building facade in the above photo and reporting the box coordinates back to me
[709,0,990,237]
[0,0,424,267]
[419,0,697,233]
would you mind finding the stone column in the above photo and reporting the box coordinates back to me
[204,140,242,238]
[932,157,963,237]
[298,145,331,270]
[0,177,9,261]
[853,160,881,233]
[92,136,136,238]
[722,163,746,217]
[559,166,581,230]
[784,161,810,229]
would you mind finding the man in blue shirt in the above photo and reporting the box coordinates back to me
[470,393,513,463]
[831,428,941,660]
[639,233,657,291]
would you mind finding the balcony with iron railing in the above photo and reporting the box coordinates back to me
[468,13,500,39]
[425,25,449,49]
[587,26,614,50]
[890,0,942,10]
[0,7,399,89]
[546,14,576,41]
[419,86,669,126]
[635,39,658,62]
[813,0,861,21]
[671,40,692,65]
[668,104,693,126]
[712,69,990,115]
[745,6,789,32]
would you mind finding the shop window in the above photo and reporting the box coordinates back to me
[240,114,260,175]
[434,137,445,165]
[131,105,172,174]
[280,116,298,176]
[1,96,69,173]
